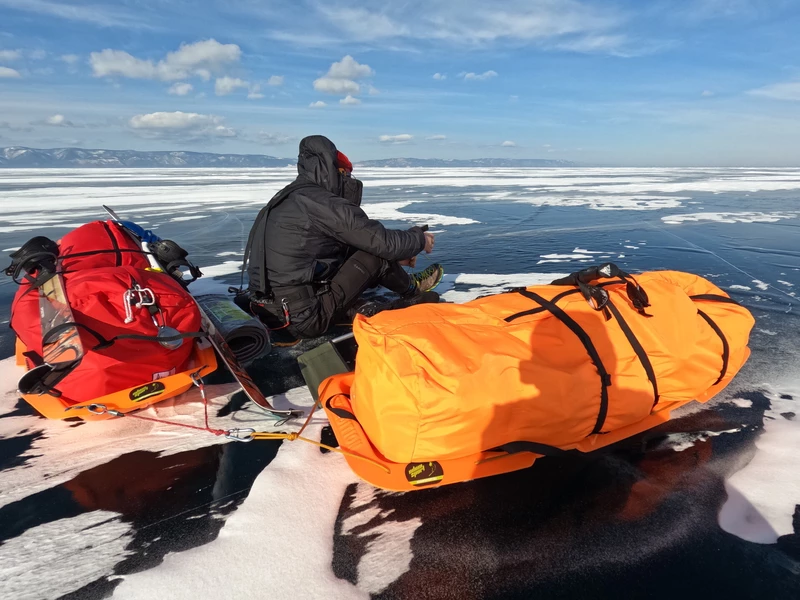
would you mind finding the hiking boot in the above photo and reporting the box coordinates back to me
[410,263,444,294]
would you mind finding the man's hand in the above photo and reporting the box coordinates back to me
[398,256,417,268]
[424,232,435,253]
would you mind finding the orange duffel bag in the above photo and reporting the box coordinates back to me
[319,264,754,491]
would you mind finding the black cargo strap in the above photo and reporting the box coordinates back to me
[605,300,660,407]
[488,441,571,457]
[696,310,730,385]
[690,293,741,305]
[42,322,206,351]
[505,278,635,322]
[326,396,571,459]
[514,289,610,434]
[552,263,651,316]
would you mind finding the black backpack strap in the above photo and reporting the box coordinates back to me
[242,179,319,298]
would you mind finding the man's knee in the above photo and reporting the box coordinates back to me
[346,250,388,278]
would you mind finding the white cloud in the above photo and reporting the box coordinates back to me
[267,75,284,86]
[426,134,447,140]
[45,114,75,127]
[275,1,625,55]
[317,7,409,42]
[327,54,374,79]
[313,77,360,95]
[379,134,413,144]
[367,85,380,95]
[257,132,293,144]
[501,140,517,147]
[748,81,800,102]
[462,70,498,81]
[0,66,21,78]
[340,95,361,105]
[555,34,626,53]
[168,82,194,96]
[128,111,237,141]
[433,72,446,80]
[0,49,21,61]
[510,94,519,102]
[702,90,714,97]
[215,76,249,96]
[247,85,264,99]
[309,101,327,108]
[60,54,80,65]
[91,39,241,82]
[29,49,47,60]
[0,0,151,29]
[313,55,373,97]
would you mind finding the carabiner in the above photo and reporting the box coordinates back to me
[225,428,256,442]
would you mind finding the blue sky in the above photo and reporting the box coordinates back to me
[1,0,800,165]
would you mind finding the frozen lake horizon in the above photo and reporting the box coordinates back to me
[0,166,799,599]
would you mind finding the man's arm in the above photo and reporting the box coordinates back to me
[308,196,426,261]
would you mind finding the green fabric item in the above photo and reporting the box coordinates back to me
[297,335,355,401]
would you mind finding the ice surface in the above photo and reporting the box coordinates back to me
[0,511,134,600]
[112,390,369,600]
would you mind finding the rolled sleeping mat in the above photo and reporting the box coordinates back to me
[194,294,272,365]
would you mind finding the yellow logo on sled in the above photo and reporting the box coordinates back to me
[405,461,444,487]
[129,382,166,402]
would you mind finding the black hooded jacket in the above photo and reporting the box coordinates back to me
[246,135,426,295]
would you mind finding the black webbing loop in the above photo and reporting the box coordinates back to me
[697,309,730,385]
[325,396,359,422]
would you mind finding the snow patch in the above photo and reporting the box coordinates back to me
[662,211,798,225]
[440,272,569,303]
[170,215,210,222]
[752,280,770,291]
[719,384,800,543]
[363,201,478,226]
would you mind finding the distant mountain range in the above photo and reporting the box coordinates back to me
[355,157,576,167]
[0,147,293,168]
[0,146,577,169]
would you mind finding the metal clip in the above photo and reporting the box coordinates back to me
[64,403,124,417]
[225,428,256,442]
[191,372,206,399]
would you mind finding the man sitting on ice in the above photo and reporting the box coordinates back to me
[242,135,443,338]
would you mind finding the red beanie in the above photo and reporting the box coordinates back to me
[336,150,353,174]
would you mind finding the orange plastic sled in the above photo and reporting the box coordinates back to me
[319,269,754,492]
[14,337,218,421]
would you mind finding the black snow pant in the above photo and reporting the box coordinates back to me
[252,250,413,339]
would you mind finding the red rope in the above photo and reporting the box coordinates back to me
[120,376,227,436]
[122,412,227,436]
